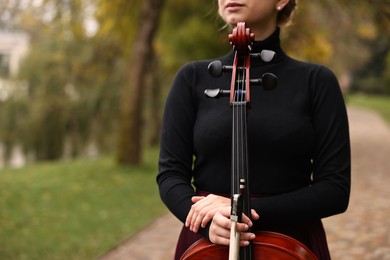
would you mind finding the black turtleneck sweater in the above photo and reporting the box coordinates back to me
[157,29,350,238]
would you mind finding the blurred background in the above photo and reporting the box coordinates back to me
[0,0,389,259]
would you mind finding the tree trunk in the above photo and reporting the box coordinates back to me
[146,49,163,147]
[117,0,165,165]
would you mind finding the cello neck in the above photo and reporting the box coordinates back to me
[229,23,254,260]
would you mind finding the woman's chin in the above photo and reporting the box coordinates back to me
[224,15,246,26]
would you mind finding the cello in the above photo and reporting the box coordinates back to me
[180,23,318,260]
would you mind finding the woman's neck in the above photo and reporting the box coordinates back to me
[252,24,277,40]
[247,18,278,41]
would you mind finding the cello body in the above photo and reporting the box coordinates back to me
[181,231,318,260]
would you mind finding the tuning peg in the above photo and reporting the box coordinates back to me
[208,60,233,78]
[250,50,276,63]
[204,89,230,98]
[237,73,277,90]
[261,73,278,91]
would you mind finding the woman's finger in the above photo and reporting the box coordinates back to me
[191,203,216,232]
[240,213,253,228]
[251,209,260,220]
[240,231,256,243]
[191,196,204,203]
[185,196,207,228]
[186,195,230,232]
[209,208,231,245]
[189,199,213,232]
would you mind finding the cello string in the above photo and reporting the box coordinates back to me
[239,57,245,188]
[232,53,237,195]
[243,56,250,218]
[236,55,246,195]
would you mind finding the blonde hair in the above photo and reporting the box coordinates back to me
[277,0,297,26]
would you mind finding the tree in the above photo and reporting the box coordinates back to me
[117,0,166,165]
[348,0,390,94]
[15,2,95,160]
[0,0,124,162]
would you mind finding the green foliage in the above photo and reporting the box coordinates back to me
[14,33,119,160]
[0,98,29,161]
[351,33,390,94]
[0,150,166,259]
[352,73,390,95]
[0,1,125,161]
[94,0,141,57]
[384,52,390,92]
[346,1,390,94]
[158,0,230,72]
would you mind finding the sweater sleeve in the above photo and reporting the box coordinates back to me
[251,66,351,224]
[156,63,198,223]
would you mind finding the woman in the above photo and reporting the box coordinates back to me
[157,0,351,259]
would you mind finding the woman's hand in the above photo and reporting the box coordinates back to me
[209,207,260,246]
[185,194,230,233]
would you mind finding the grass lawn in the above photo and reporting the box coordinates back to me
[347,94,390,124]
[0,149,167,260]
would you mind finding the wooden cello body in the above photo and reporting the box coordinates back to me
[181,231,318,260]
[181,231,318,259]
[181,23,318,260]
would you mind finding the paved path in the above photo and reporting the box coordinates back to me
[99,107,390,260]
[323,108,390,260]
[98,213,181,260]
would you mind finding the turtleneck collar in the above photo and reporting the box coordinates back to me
[227,27,287,64]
